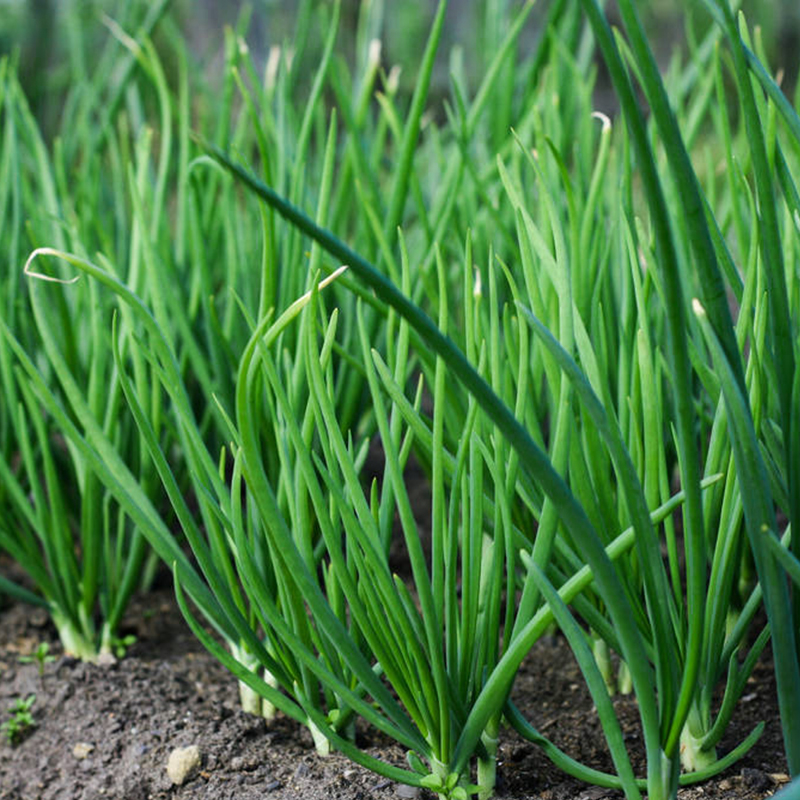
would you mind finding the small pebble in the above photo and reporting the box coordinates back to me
[230,755,260,771]
[167,745,202,786]
[265,780,282,792]
[578,789,612,800]
[396,785,420,799]
[294,762,311,780]
[72,742,94,759]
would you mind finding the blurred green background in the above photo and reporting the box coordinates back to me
[2,0,798,138]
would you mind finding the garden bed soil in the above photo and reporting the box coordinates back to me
[0,585,788,800]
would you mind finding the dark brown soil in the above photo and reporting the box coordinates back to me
[0,584,789,800]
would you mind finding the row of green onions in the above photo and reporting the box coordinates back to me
[2,1,800,798]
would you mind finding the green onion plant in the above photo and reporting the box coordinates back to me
[0,57,167,659]
[201,2,800,796]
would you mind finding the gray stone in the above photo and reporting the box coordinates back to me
[293,762,310,780]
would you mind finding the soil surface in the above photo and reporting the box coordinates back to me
[0,580,789,800]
